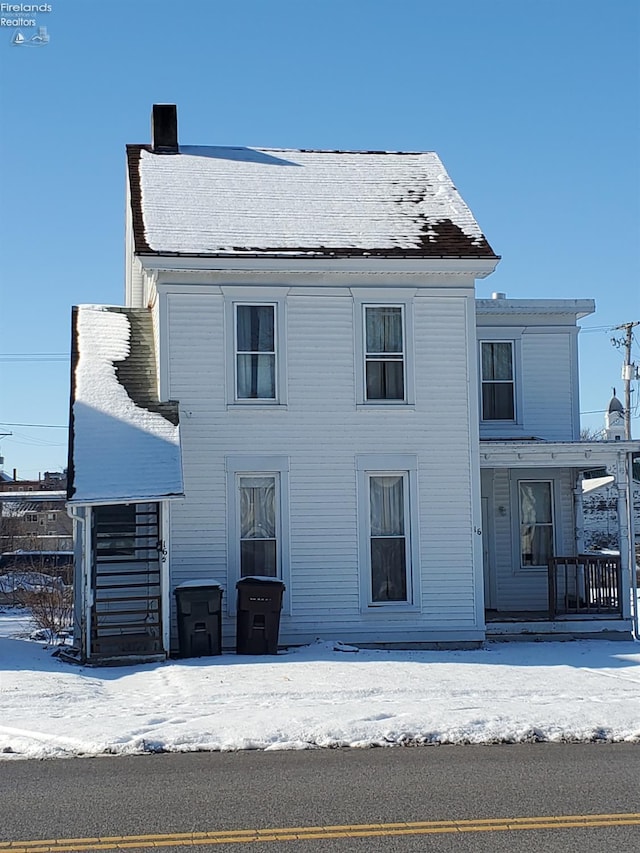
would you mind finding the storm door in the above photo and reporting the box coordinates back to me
[90,503,163,658]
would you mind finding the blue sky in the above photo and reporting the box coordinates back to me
[0,0,638,479]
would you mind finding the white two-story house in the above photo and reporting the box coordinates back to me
[67,105,638,663]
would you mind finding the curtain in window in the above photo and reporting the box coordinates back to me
[365,307,404,400]
[236,306,275,399]
[481,342,514,419]
[370,475,407,601]
[239,476,277,576]
[519,482,553,567]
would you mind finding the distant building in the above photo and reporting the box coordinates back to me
[582,395,639,551]
[0,470,72,554]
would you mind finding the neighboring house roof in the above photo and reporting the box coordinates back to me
[0,492,66,501]
[127,144,498,260]
[608,394,624,414]
[67,305,183,505]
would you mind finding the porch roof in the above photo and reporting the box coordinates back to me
[479,439,640,469]
[67,305,184,505]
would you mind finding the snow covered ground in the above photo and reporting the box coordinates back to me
[1,607,639,760]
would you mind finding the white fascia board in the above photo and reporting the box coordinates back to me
[67,493,185,508]
[137,254,500,277]
[479,440,640,468]
[476,299,596,320]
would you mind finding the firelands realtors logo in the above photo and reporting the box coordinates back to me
[1,3,51,46]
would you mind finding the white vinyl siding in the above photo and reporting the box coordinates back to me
[521,333,576,439]
[162,283,481,648]
[477,321,579,441]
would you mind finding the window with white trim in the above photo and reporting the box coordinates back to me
[235,304,276,400]
[357,454,419,609]
[481,341,515,420]
[368,473,410,601]
[238,474,279,577]
[364,305,405,401]
[519,480,554,568]
[226,456,290,607]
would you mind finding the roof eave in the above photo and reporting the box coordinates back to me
[480,439,640,468]
[136,254,501,277]
[67,492,185,507]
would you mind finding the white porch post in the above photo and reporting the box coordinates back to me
[614,452,631,620]
[573,471,585,555]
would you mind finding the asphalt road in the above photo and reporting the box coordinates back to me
[1,744,639,852]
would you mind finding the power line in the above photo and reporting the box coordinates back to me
[0,422,68,429]
[0,354,68,362]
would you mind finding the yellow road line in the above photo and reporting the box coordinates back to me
[2,813,639,851]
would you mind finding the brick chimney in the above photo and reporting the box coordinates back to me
[151,104,178,154]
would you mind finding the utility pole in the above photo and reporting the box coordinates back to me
[611,321,639,439]
[0,432,11,469]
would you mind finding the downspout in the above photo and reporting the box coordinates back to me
[628,452,639,640]
[66,504,89,659]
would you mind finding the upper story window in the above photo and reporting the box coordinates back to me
[235,305,276,400]
[481,341,515,420]
[364,306,405,401]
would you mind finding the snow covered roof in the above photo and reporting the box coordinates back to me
[68,305,183,505]
[127,144,498,260]
[582,475,615,495]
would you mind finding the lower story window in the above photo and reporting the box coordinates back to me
[519,480,554,568]
[238,475,278,577]
[368,473,410,603]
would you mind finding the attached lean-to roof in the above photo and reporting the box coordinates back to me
[127,144,498,260]
[67,305,183,505]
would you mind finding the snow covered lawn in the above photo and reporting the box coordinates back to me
[1,608,639,760]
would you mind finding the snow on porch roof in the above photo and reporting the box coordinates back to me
[67,305,183,505]
[127,144,498,260]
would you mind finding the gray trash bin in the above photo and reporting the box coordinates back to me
[174,581,223,658]
[236,577,285,655]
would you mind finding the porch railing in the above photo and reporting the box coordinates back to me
[548,555,622,620]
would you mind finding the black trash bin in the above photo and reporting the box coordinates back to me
[236,577,285,655]
[174,581,223,658]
